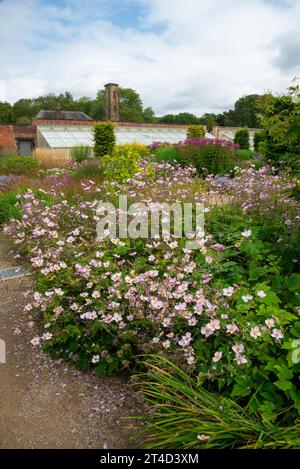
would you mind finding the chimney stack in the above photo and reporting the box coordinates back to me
[55,103,61,120]
[104,83,120,121]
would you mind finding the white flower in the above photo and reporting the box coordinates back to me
[111,272,122,283]
[162,340,171,349]
[250,326,261,339]
[235,354,248,365]
[91,355,100,364]
[226,324,239,334]
[232,343,245,354]
[201,324,214,338]
[187,355,195,365]
[208,319,220,331]
[92,290,100,299]
[212,351,222,362]
[242,294,253,303]
[265,318,275,328]
[178,332,192,347]
[42,332,53,341]
[257,290,266,298]
[197,434,210,441]
[162,318,171,327]
[271,328,283,340]
[241,229,252,237]
[30,336,40,346]
[223,286,234,297]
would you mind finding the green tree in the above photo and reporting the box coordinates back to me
[0,102,14,123]
[143,106,156,123]
[93,122,116,157]
[159,112,201,125]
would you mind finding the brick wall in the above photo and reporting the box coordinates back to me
[0,125,17,153]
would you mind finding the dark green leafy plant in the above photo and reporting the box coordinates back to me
[93,122,116,157]
[234,128,250,150]
[253,131,265,153]
[258,83,300,173]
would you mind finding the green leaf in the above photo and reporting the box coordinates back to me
[274,380,293,391]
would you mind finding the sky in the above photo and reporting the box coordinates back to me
[0,0,299,116]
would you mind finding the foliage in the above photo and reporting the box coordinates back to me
[101,144,143,183]
[234,149,254,160]
[159,113,202,125]
[70,145,91,163]
[0,189,22,224]
[153,145,188,165]
[258,83,300,173]
[0,155,38,175]
[187,125,205,139]
[136,356,300,449]
[177,138,236,175]
[253,131,265,153]
[0,87,154,124]
[71,161,104,181]
[234,128,250,150]
[93,122,116,158]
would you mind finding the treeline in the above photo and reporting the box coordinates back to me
[0,87,266,128]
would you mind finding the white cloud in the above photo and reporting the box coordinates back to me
[0,0,299,115]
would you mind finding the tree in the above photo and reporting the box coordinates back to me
[159,112,202,125]
[119,88,144,122]
[258,83,300,171]
[143,106,156,123]
[0,102,14,123]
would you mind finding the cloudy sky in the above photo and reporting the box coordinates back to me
[0,0,299,115]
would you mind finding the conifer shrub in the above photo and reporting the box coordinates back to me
[234,128,250,150]
[93,122,116,158]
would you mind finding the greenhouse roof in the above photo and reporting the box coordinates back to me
[37,124,214,148]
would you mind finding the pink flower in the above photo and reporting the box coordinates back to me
[211,243,225,250]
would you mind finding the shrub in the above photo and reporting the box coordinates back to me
[0,156,38,175]
[177,139,235,175]
[93,122,116,158]
[101,144,143,183]
[234,149,254,160]
[120,142,149,159]
[253,131,265,153]
[137,356,300,449]
[259,84,300,172]
[234,128,250,150]
[187,125,205,140]
[70,145,91,163]
[154,145,188,166]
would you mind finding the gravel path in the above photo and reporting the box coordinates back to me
[0,266,143,448]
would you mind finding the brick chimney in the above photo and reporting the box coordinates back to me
[55,103,61,120]
[104,83,119,121]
